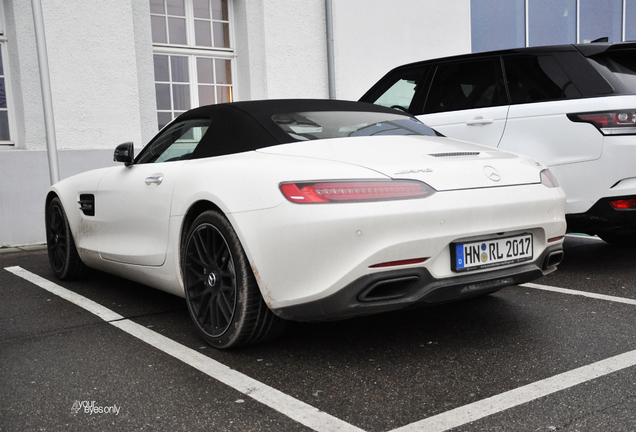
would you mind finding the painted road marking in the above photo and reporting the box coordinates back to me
[4,266,364,432]
[522,282,636,306]
[391,348,636,432]
[5,266,636,432]
[392,283,636,432]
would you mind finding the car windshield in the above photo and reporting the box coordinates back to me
[272,111,438,141]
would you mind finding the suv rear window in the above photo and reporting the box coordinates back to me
[593,51,636,93]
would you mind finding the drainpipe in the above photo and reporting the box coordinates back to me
[325,0,336,99]
[32,0,60,184]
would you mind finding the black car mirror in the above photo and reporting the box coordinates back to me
[114,142,134,166]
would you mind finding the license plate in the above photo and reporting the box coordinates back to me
[452,233,533,272]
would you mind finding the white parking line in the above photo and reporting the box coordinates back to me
[5,266,124,321]
[391,348,636,432]
[6,266,636,432]
[4,266,364,432]
[522,282,636,306]
[391,282,636,432]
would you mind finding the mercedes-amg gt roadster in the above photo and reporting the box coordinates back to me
[45,99,566,348]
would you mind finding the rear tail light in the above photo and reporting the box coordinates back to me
[610,199,636,210]
[540,169,559,188]
[568,111,636,135]
[280,180,435,204]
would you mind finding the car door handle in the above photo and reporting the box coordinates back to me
[145,174,164,185]
[466,117,494,126]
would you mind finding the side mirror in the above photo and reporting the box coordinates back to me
[114,142,134,166]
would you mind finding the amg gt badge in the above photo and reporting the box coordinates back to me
[394,168,433,175]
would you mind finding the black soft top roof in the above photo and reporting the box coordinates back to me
[171,99,408,159]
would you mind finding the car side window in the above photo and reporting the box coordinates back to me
[503,54,582,104]
[362,68,428,113]
[136,119,211,164]
[423,58,506,114]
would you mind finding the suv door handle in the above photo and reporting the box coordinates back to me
[145,174,164,185]
[466,117,494,126]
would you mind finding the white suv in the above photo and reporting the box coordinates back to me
[361,42,636,245]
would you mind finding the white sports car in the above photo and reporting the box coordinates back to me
[46,99,566,348]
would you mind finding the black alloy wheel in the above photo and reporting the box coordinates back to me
[184,221,237,337]
[46,197,88,280]
[182,210,286,349]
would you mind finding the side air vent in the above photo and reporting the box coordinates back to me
[429,152,480,157]
[78,194,95,216]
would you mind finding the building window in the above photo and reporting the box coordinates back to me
[627,0,636,41]
[528,0,577,46]
[472,0,636,52]
[150,0,234,130]
[471,0,525,52]
[579,0,622,43]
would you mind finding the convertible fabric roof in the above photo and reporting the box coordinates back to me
[169,99,409,159]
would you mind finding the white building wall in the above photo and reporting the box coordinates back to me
[233,0,470,102]
[233,0,269,101]
[0,0,156,247]
[4,0,156,151]
[4,0,45,150]
[1,0,471,246]
[234,0,329,101]
[332,0,472,100]
[261,1,329,99]
[35,0,154,150]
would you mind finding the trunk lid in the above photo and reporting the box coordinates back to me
[257,135,543,191]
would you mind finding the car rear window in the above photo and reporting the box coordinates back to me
[272,111,438,140]
[592,50,636,93]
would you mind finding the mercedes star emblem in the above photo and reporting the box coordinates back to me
[483,165,501,182]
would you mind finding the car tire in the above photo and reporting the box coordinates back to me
[45,197,89,280]
[182,210,287,349]
[597,230,636,247]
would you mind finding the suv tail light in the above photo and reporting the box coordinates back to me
[280,180,435,204]
[568,111,636,135]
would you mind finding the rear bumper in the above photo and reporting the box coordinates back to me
[567,194,636,234]
[273,244,563,322]
[233,183,566,313]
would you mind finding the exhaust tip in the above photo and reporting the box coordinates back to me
[358,276,419,302]
[543,250,564,270]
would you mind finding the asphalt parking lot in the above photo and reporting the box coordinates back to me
[1,235,636,432]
